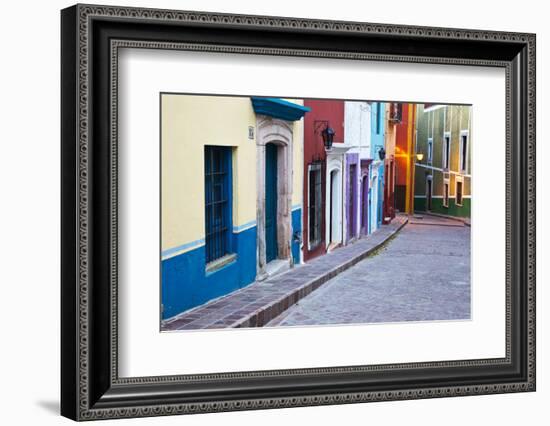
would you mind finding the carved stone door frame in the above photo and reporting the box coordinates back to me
[255,115,294,280]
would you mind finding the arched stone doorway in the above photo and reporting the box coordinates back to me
[326,155,343,251]
[255,115,294,280]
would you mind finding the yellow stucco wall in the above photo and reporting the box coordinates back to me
[161,94,257,252]
[161,95,305,253]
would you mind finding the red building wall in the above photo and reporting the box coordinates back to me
[302,99,345,261]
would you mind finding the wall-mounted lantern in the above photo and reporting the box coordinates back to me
[416,153,424,162]
[378,147,386,160]
[321,126,335,151]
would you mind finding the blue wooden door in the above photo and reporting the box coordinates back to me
[265,144,278,263]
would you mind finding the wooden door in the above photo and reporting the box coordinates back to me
[265,144,278,263]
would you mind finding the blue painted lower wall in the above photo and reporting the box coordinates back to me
[163,209,301,320]
[162,226,257,320]
[291,208,301,264]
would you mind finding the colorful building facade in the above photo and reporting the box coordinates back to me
[383,102,398,223]
[318,101,347,252]
[161,95,454,321]
[161,95,308,320]
[344,101,372,242]
[369,102,385,233]
[302,99,391,258]
[302,99,345,261]
[394,103,417,214]
[414,104,472,217]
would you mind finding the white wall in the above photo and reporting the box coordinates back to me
[344,101,372,157]
[0,0,547,425]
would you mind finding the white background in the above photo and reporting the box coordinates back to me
[0,0,547,425]
[119,49,505,377]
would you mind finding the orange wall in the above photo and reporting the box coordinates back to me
[395,103,412,186]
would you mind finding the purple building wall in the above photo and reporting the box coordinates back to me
[360,159,372,235]
[345,153,360,243]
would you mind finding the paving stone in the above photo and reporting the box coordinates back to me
[161,216,408,331]
[266,217,470,327]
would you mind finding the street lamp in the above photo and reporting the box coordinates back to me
[416,153,424,162]
[321,126,335,151]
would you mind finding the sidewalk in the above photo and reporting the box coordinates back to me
[413,211,471,227]
[162,215,408,331]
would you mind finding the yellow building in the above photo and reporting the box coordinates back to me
[161,94,308,320]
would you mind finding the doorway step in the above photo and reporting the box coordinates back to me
[264,259,291,279]
[326,242,341,253]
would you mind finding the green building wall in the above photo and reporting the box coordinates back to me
[414,197,471,217]
[413,104,472,218]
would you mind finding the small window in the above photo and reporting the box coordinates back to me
[443,132,451,170]
[456,178,464,206]
[204,146,232,264]
[443,179,450,208]
[390,103,402,122]
[308,164,323,248]
[459,131,468,173]
[427,138,433,163]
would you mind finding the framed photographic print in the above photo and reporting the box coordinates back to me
[61,3,536,421]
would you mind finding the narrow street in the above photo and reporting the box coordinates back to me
[267,215,470,326]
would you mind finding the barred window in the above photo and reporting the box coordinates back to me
[204,146,232,264]
[308,164,323,247]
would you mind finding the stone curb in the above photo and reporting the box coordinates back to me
[414,211,471,227]
[409,221,464,228]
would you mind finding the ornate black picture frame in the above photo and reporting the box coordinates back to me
[61,3,536,421]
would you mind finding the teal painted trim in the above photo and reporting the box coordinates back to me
[162,238,205,260]
[371,102,385,158]
[205,146,233,263]
[233,220,256,233]
[251,97,311,121]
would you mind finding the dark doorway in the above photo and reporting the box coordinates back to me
[426,176,433,211]
[347,164,357,239]
[395,185,406,212]
[361,177,369,234]
[265,143,278,263]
